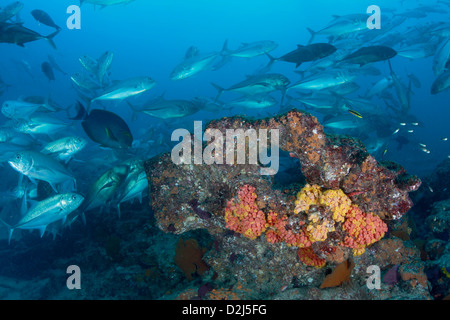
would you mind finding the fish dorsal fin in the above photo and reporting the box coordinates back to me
[27,200,39,212]
[185,46,199,59]
[156,92,166,102]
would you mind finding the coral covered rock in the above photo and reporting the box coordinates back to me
[144,109,422,296]
[145,110,419,236]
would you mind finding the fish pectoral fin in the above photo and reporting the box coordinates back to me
[28,176,37,185]
[105,127,119,142]
[96,181,115,196]
[38,225,47,238]
[21,191,28,216]
[123,131,132,138]
[49,182,58,193]
[0,219,14,245]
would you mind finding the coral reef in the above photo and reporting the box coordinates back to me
[0,109,438,300]
[140,109,426,299]
[426,199,450,238]
[145,110,420,240]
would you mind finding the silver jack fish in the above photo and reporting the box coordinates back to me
[83,165,129,213]
[0,193,84,244]
[8,151,76,192]
[91,76,156,103]
[170,41,229,80]
[41,136,87,163]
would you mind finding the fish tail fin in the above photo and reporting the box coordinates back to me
[264,53,276,72]
[211,82,224,102]
[306,28,316,45]
[266,53,276,63]
[68,101,87,120]
[45,29,60,50]
[86,99,93,114]
[279,88,287,109]
[126,101,139,121]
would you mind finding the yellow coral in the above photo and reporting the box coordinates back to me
[306,219,332,242]
[294,184,354,244]
[320,189,352,223]
[352,248,366,256]
[294,184,322,214]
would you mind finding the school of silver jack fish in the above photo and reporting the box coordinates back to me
[0,0,449,244]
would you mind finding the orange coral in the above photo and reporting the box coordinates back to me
[225,183,388,269]
[265,211,311,248]
[265,211,284,244]
[224,185,267,240]
[207,282,251,300]
[297,247,326,268]
[292,184,387,257]
[174,238,209,281]
[342,205,388,255]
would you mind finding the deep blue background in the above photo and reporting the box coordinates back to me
[0,0,449,177]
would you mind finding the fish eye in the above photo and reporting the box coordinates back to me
[72,195,77,200]
[15,154,21,160]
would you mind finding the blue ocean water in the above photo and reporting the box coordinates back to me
[1,1,448,175]
[0,0,449,300]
